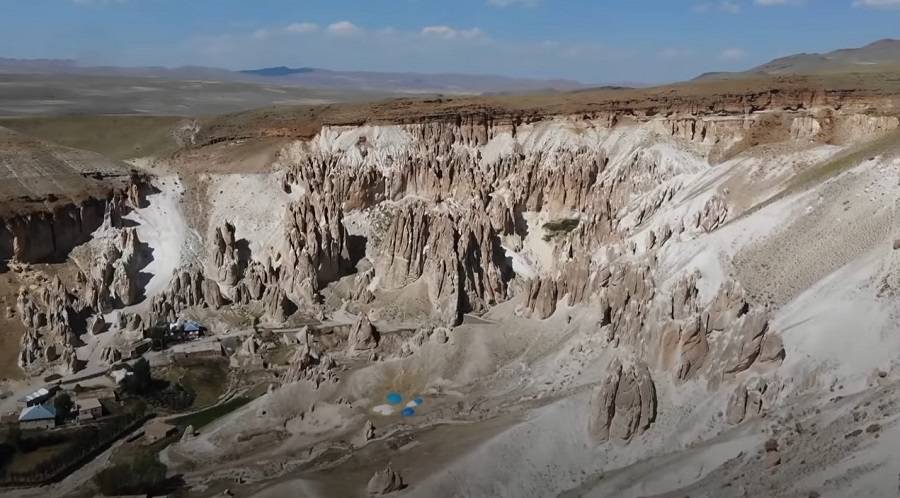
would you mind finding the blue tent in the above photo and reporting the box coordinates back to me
[386,392,403,405]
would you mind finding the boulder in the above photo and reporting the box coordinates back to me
[726,379,769,425]
[362,420,376,443]
[367,465,404,495]
[590,358,657,443]
[727,310,770,373]
[758,333,786,364]
[676,317,709,381]
[695,194,728,233]
[87,315,107,335]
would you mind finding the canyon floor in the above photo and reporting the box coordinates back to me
[1,74,900,498]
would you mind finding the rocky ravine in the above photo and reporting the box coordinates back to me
[3,95,900,497]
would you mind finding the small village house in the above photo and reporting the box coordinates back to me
[16,386,58,409]
[172,340,223,364]
[165,319,206,344]
[76,397,103,421]
[18,404,57,430]
[73,385,119,404]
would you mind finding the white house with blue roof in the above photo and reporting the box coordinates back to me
[18,404,57,430]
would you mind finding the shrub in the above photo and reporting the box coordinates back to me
[94,454,168,496]
[145,382,195,412]
[542,218,580,241]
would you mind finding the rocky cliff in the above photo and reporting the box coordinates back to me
[4,77,900,497]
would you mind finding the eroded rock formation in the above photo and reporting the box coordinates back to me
[0,176,147,267]
[16,276,83,373]
[150,267,225,324]
[658,274,783,382]
[282,344,337,387]
[725,377,782,425]
[214,221,243,286]
[82,228,150,311]
[367,465,404,495]
[348,315,379,353]
[589,358,657,444]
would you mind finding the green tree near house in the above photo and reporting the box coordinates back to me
[125,358,153,395]
[53,392,73,421]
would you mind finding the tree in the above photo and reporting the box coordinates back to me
[147,323,169,350]
[126,358,153,394]
[53,392,73,421]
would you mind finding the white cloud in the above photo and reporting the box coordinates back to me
[184,23,660,83]
[693,1,741,13]
[327,21,361,36]
[421,26,486,40]
[720,1,741,13]
[286,22,319,34]
[487,0,540,7]
[853,0,900,7]
[719,48,747,60]
[252,29,270,40]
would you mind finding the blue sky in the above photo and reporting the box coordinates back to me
[2,0,899,83]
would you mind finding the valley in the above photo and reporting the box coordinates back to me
[0,70,898,497]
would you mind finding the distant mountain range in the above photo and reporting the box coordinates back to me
[0,58,591,95]
[698,39,900,80]
[238,66,592,94]
[240,66,316,77]
[0,58,240,80]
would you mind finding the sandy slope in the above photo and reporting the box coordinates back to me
[126,174,192,307]
[73,174,194,368]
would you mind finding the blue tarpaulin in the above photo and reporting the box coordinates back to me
[183,320,203,332]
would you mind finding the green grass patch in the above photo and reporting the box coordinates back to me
[0,115,183,160]
[267,342,297,366]
[169,396,252,430]
[158,360,229,410]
